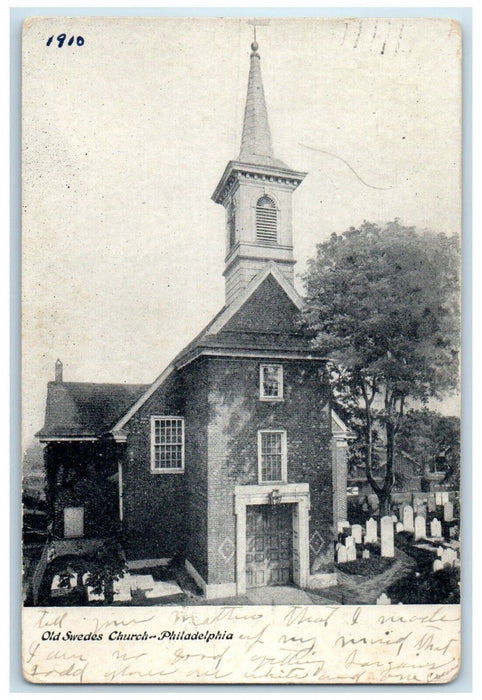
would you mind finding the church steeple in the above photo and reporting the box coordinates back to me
[239,42,274,164]
[212,38,307,306]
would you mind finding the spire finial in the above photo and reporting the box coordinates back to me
[248,18,268,55]
[240,18,274,163]
[251,23,259,54]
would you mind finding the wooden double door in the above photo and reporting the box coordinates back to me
[246,503,293,587]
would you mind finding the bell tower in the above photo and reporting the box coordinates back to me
[212,39,307,306]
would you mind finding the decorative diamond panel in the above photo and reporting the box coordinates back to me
[310,530,325,555]
[219,536,235,563]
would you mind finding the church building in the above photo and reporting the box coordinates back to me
[37,39,349,598]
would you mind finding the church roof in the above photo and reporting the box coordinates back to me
[36,381,149,440]
[109,263,327,435]
[172,264,319,368]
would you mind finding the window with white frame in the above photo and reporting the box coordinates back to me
[150,417,184,473]
[258,430,287,483]
[260,364,283,400]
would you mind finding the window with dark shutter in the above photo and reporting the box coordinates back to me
[256,196,277,243]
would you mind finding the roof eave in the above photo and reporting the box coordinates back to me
[175,346,329,371]
[211,160,307,204]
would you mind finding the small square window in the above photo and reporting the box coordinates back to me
[258,430,287,483]
[260,364,283,400]
[151,417,184,473]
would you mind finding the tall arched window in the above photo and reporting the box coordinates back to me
[256,195,277,243]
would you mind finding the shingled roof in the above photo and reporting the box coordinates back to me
[36,381,149,440]
[172,267,321,369]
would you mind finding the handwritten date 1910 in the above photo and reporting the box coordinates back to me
[46,34,85,48]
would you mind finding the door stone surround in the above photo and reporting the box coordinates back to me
[234,483,310,596]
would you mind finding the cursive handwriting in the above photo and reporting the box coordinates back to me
[23,604,461,684]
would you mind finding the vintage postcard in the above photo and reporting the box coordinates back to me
[22,16,462,684]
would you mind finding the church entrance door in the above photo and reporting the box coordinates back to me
[246,503,293,587]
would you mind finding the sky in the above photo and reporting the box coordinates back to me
[22,17,461,449]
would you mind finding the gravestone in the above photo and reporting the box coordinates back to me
[365,518,377,543]
[414,514,426,541]
[416,505,427,520]
[403,505,414,533]
[337,545,348,564]
[376,593,391,605]
[433,559,443,573]
[430,518,442,538]
[427,495,436,512]
[391,514,398,523]
[435,492,443,506]
[440,492,450,505]
[345,535,355,549]
[362,549,370,559]
[346,545,357,562]
[413,496,423,509]
[381,516,395,558]
[396,522,404,533]
[444,501,454,522]
[351,524,362,544]
[441,548,457,567]
[449,525,459,539]
[337,520,350,535]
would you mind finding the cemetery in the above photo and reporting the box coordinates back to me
[319,490,460,605]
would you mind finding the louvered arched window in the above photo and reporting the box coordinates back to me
[256,195,278,243]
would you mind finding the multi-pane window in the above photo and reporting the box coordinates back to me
[256,195,277,243]
[258,430,287,483]
[260,364,283,400]
[151,417,184,473]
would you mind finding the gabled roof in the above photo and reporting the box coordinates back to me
[211,261,303,332]
[36,381,149,440]
[172,262,317,368]
[111,262,325,433]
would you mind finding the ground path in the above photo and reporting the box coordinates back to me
[308,547,416,605]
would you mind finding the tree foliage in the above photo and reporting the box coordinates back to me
[302,220,460,513]
[396,409,460,486]
[85,540,128,604]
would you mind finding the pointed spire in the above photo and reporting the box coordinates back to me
[239,41,275,165]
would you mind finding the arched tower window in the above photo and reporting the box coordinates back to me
[256,195,277,243]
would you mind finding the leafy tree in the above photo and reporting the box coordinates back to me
[302,220,460,515]
[85,540,128,604]
[396,409,460,486]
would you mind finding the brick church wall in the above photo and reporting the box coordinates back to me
[180,359,209,580]
[205,356,334,584]
[122,371,187,560]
